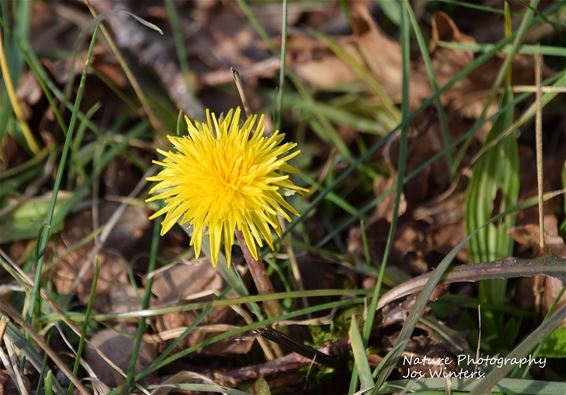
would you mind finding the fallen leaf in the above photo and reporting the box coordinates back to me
[61,202,152,259]
[16,72,42,118]
[52,244,142,313]
[51,203,151,313]
[287,3,431,105]
[288,5,541,122]
[371,174,407,223]
[350,2,430,107]
[85,324,157,387]
[287,31,358,88]
[429,11,541,123]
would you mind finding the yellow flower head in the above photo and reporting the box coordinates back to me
[146,107,306,267]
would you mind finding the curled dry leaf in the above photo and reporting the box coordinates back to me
[286,4,410,98]
[428,11,487,120]
[353,185,466,277]
[1,135,26,172]
[350,2,430,108]
[429,11,541,123]
[61,202,152,260]
[287,3,430,108]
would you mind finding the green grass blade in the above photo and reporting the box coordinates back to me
[314,72,564,250]
[350,316,374,391]
[313,31,400,124]
[36,289,370,324]
[354,4,410,393]
[435,41,566,57]
[453,0,541,170]
[362,0,410,347]
[518,287,566,376]
[379,0,401,25]
[118,288,232,395]
[124,212,162,392]
[429,0,505,14]
[404,1,454,175]
[67,261,100,395]
[236,0,351,158]
[283,29,517,238]
[165,0,190,80]
[470,304,566,395]
[274,0,287,131]
[179,222,265,322]
[28,25,99,326]
[44,370,54,395]
[164,0,201,119]
[131,297,366,385]
[5,323,64,394]
[464,30,519,348]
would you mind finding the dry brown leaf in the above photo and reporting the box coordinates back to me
[413,191,468,262]
[51,203,151,313]
[1,135,26,171]
[16,72,42,108]
[350,2,430,107]
[429,12,540,123]
[288,5,540,122]
[287,3,431,105]
[52,244,142,313]
[41,46,105,84]
[429,11,496,121]
[371,174,407,223]
[85,324,157,387]
[61,203,151,259]
[287,31,359,88]
[151,260,223,303]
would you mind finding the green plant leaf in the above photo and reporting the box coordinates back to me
[464,84,519,349]
[379,0,401,25]
[0,193,70,243]
[350,316,374,392]
[537,327,566,358]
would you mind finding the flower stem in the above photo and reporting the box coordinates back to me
[236,230,282,318]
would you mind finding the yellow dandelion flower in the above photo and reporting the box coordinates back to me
[146,107,307,267]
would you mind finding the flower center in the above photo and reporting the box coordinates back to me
[212,154,250,204]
